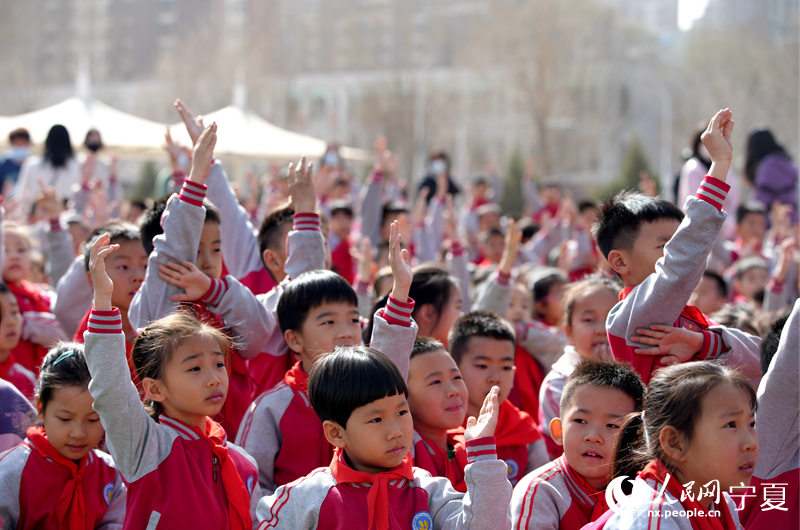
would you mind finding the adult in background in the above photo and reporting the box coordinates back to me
[14,125,80,216]
[744,128,799,223]
[0,128,31,198]
[417,150,461,204]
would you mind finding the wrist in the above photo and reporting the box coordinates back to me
[707,160,731,182]
[390,284,411,304]
[92,296,113,312]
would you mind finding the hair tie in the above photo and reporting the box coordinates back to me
[139,327,148,337]
[52,351,75,366]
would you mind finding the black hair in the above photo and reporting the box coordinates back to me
[560,359,645,415]
[735,201,768,225]
[308,346,408,427]
[83,221,142,272]
[483,228,505,243]
[592,191,685,259]
[44,125,74,168]
[611,361,757,489]
[140,195,219,255]
[277,270,358,334]
[411,336,446,359]
[36,343,90,413]
[710,304,759,337]
[578,200,598,214]
[381,201,409,228]
[529,267,569,321]
[330,202,354,219]
[745,129,789,185]
[561,274,622,328]
[84,128,103,150]
[759,314,789,375]
[409,263,459,331]
[701,270,727,300]
[258,205,295,266]
[448,311,515,366]
[8,128,30,143]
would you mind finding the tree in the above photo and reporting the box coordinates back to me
[501,147,525,216]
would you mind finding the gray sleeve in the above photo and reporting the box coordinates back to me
[711,326,762,387]
[53,256,93,338]
[284,224,327,281]
[0,445,26,530]
[106,178,123,221]
[425,450,512,530]
[369,309,419,381]
[754,299,800,481]
[447,247,472,313]
[473,273,511,316]
[358,176,384,248]
[606,196,726,348]
[522,178,542,215]
[525,439,549,474]
[205,162,264,281]
[256,470,333,529]
[415,198,445,263]
[516,321,568,374]
[510,473,565,530]
[85,325,176,482]
[73,185,92,215]
[47,224,74,286]
[96,453,127,530]
[234,387,293,496]
[206,276,274,360]
[128,192,204,328]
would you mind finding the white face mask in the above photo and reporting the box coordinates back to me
[8,147,30,160]
[430,159,447,175]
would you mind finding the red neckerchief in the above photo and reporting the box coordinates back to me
[0,351,19,382]
[202,417,252,530]
[639,460,738,530]
[26,426,90,530]
[555,455,610,522]
[493,399,542,448]
[329,447,415,530]
[7,280,51,313]
[283,361,309,393]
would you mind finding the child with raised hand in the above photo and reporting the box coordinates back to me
[512,359,645,529]
[84,233,261,530]
[257,349,511,530]
[129,122,271,438]
[236,220,418,496]
[597,109,759,385]
[538,276,622,459]
[592,360,758,529]
[0,343,126,529]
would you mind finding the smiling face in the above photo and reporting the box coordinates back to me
[147,334,229,428]
[287,301,362,368]
[553,384,636,490]
[38,385,105,460]
[3,230,31,284]
[197,221,223,279]
[566,286,617,360]
[613,219,681,288]
[672,382,758,502]
[457,336,515,419]
[333,392,414,474]
[407,349,468,443]
[0,291,22,356]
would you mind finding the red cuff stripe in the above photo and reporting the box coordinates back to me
[369,170,385,184]
[87,308,123,334]
[696,176,730,212]
[496,270,511,286]
[178,181,207,207]
[293,213,320,231]
[380,296,416,327]
[451,242,465,257]
[49,219,62,232]
[355,280,370,297]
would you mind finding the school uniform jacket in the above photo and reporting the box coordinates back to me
[235,296,419,495]
[607,176,761,385]
[511,455,610,530]
[410,430,468,492]
[538,346,582,459]
[256,438,512,530]
[0,434,126,529]
[84,309,263,530]
[739,299,799,528]
[0,353,35,400]
[0,379,33,454]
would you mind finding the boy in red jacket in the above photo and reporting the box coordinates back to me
[448,311,549,486]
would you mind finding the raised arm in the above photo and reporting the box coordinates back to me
[474,219,520,315]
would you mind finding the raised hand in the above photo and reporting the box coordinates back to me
[89,234,119,311]
[357,237,373,284]
[81,152,95,186]
[37,180,61,220]
[701,109,734,182]
[464,386,500,441]
[499,218,522,276]
[774,236,798,285]
[158,261,212,302]
[163,128,184,170]
[188,122,217,186]
[412,187,429,227]
[444,194,458,242]
[388,220,412,303]
[288,156,316,214]
[631,324,704,365]
[175,99,205,146]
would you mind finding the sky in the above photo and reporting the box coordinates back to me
[678,0,710,31]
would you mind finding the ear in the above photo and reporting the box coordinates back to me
[142,377,167,404]
[417,303,436,328]
[86,271,94,288]
[322,420,347,448]
[733,279,742,293]
[262,249,280,275]
[35,396,44,420]
[659,425,687,464]
[549,417,564,446]
[564,324,573,343]
[606,249,629,277]
[283,329,305,355]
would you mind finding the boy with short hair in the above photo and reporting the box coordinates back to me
[511,359,646,528]
[689,269,728,316]
[448,311,549,486]
[237,222,419,495]
[595,109,760,384]
[732,256,769,309]
[328,201,355,284]
[256,347,512,530]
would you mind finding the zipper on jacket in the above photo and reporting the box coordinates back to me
[212,456,218,482]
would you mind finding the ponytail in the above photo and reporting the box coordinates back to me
[610,411,647,494]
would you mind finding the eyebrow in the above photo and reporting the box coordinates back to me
[110,253,131,260]
[721,409,744,418]
[181,353,203,363]
[472,355,514,362]
[424,370,444,379]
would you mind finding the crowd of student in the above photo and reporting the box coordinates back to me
[0,103,797,530]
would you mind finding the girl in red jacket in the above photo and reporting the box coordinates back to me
[0,343,127,529]
[83,232,261,530]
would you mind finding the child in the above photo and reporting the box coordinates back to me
[236,221,418,495]
[0,283,33,398]
[512,359,645,529]
[506,283,533,326]
[732,256,769,309]
[596,360,758,528]
[689,270,728,317]
[448,310,549,486]
[408,263,463,346]
[129,123,271,438]
[530,267,569,328]
[256,347,512,530]
[407,337,469,491]
[328,201,356,284]
[596,109,753,384]
[84,234,262,529]
[538,276,621,458]
[477,228,506,269]
[0,344,126,529]
[0,378,33,453]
